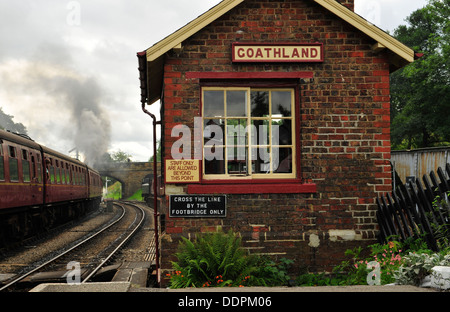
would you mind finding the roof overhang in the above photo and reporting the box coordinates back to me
[138,0,416,105]
[314,0,415,65]
[146,0,244,62]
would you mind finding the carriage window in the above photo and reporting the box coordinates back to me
[60,161,65,184]
[0,143,4,181]
[75,167,80,185]
[31,155,36,181]
[48,158,55,184]
[57,161,62,184]
[36,154,42,183]
[22,149,31,182]
[64,164,68,184]
[62,163,67,184]
[60,162,65,184]
[202,87,295,179]
[8,146,19,182]
[71,165,75,185]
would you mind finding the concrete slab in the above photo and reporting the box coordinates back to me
[112,268,133,281]
[112,263,149,288]
[129,268,148,288]
[29,282,131,292]
[120,261,151,269]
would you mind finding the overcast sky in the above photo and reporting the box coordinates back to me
[0,0,428,164]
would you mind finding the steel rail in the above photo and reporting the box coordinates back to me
[0,204,126,292]
[82,202,145,283]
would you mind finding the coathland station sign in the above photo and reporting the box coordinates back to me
[232,43,324,63]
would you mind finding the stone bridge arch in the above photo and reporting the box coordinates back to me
[94,162,156,198]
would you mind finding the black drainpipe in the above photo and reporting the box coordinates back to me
[141,102,161,286]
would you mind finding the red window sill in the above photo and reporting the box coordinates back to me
[187,182,316,194]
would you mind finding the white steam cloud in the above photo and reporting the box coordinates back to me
[0,43,111,166]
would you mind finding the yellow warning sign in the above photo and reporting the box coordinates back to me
[165,159,200,183]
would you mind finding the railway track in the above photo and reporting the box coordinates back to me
[0,201,145,291]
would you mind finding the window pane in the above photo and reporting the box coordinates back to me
[251,120,269,146]
[272,91,292,117]
[22,150,30,182]
[50,167,55,183]
[9,146,16,158]
[204,146,225,174]
[58,167,62,183]
[251,147,270,174]
[204,119,224,145]
[23,161,30,182]
[0,156,4,180]
[204,90,224,117]
[273,147,293,173]
[37,159,42,183]
[272,119,292,145]
[10,158,18,181]
[227,119,247,146]
[251,91,269,117]
[227,146,247,174]
[226,90,247,117]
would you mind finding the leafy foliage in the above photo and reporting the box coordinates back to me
[395,252,450,286]
[252,256,294,286]
[103,181,122,200]
[297,240,412,286]
[391,0,450,148]
[167,230,259,288]
[167,230,296,288]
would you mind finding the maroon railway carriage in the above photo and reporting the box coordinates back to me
[0,129,102,243]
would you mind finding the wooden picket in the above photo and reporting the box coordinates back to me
[376,163,450,251]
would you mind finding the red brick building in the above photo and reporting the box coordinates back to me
[137,0,416,283]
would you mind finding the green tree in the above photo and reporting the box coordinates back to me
[112,150,133,162]
[391,0,450,149]
[149,140,162,162]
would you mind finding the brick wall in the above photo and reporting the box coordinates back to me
[159,0,391,283]
[337,0,355,11]
[96,162,157,198]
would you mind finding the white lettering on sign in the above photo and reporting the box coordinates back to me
[232,43,323,63]
[169,195,227,218]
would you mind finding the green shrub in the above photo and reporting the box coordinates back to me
[166,230,297,288]
[395,252,450,286]
[252,256,294,286]
[296,241,407,286]
[167,230,259,288]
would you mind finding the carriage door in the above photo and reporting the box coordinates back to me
[29,151,43,205]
